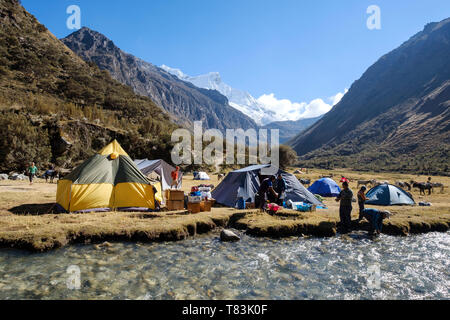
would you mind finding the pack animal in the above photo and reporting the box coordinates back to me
[412,181,433,195]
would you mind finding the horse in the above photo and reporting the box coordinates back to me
[431,183,444,193]
[395,181,411,191]
[357,180,375,188]
[412,182,433,195]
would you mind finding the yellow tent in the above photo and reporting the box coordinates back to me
[56,140,160,212]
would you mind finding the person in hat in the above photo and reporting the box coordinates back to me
[357,186,368,220]
[360,208,391,236]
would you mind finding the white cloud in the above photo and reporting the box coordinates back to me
[256,89,347,121]
[329,89,348,106]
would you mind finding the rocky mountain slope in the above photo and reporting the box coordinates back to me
[0,0,178,171]
[289,18,450,175]
[62,28,258,132]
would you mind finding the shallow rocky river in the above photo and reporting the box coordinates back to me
[0,231,448,300]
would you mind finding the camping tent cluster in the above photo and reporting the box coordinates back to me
[56,141,160,213]
[56,140,415,213]
[212,165,322,207]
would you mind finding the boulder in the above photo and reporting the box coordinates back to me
[220,229,240,242]
[0,174,8,180]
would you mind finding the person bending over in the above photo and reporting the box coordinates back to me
[360,208,391,236]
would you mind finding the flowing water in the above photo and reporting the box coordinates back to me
[0,232,448,300]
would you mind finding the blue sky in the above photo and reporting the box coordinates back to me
[22,0,450,106]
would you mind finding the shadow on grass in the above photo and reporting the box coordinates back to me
[9,203,58,215]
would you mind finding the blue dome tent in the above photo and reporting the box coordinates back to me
[365,184,415,206]
[308,178,341,197]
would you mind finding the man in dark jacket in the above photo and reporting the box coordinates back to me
[257,176,278,210]
[336,181,353,233]
[274,174,287,205]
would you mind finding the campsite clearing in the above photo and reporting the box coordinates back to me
[0,170,449,252]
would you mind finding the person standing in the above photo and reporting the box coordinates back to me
[257,176,278,210]
[357,186,367,220]
[274,174,287,205]
[28,162,38,185]
[336,181,353,233]
[171,166,180,189]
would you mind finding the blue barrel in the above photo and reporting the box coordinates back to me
[237,198,246,209]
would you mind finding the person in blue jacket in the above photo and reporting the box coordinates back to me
[360,208,391,235]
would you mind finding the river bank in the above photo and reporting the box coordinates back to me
[1,170,449,252]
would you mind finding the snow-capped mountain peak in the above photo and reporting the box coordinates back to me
[160,65,276,125]
[160,65,347,126]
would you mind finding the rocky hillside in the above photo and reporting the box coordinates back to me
[0,0,178,172]
[62,27,258,132]
[289,18,450,175]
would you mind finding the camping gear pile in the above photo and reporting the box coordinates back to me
[166,190,185,211]
[187,186,214,213]
[267,203,281,214]
[286,200,317,212]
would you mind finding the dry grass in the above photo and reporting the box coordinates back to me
[0,169,449,252]
[0,178,237,251]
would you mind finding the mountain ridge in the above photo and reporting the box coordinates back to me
[62,27,259,132]
[289,17,450,174]
[0,0,178,171]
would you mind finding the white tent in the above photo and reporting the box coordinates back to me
[194,172,210,180]
[134,159,182,190]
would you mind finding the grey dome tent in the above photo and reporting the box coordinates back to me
[134,159,182,190]
[212,164,323,207]
[365,184,415,206]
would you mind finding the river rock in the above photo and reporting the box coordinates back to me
[99,241,112,248]
[9,173,27,181]
[220,229,240,242]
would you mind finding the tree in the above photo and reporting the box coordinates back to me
[279,145,298,169]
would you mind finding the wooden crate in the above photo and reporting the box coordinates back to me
[167,200,184,211]
[167,190,185,201]
[187,202,201,214]
[200,201,212,212]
